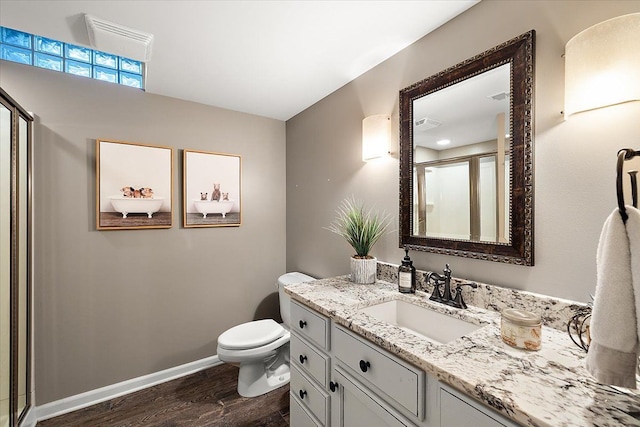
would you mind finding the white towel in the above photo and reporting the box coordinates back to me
[586,206,640,389]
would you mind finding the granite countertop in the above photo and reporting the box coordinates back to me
[285,276,640,427]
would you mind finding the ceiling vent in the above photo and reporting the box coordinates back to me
[414,117,442,131]
[85,14,154,62]
[488,91,510,101]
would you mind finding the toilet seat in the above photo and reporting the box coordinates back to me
[218,319,285,350]
[217,331,290,363]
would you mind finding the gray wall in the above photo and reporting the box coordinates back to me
[0,62,287,404]
[286,0,640,302]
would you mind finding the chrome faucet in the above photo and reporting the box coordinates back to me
[426,264,477,309]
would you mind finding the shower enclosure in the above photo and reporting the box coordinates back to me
[1,87,32,427]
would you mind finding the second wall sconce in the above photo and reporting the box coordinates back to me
[362,114,391,161]
[564,13,640,118]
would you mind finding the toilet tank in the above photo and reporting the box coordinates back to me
[277,272,315,327]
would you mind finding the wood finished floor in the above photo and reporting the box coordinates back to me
[37,363,290,427]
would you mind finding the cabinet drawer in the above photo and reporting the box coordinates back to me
[290,394,323,427]
[332,324,424,418]
[291,364,329,426]
[291,301,329,350]
[291,333,329,387]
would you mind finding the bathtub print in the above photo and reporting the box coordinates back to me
[183,149,242,228]
[97,139,173,230]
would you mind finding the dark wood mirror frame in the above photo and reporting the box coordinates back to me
[399,30,535,265]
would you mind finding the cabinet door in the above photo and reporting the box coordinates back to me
[440,385,518,427]
[333,367,416,427]
[291,394,322,427]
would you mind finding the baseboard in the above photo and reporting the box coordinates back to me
[34,355,222,422]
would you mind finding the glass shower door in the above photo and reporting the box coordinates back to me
[0,88,32,427]
[0,97,12,427]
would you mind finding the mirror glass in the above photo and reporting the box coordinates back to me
[413,64,510,243]
[400,31,534,265]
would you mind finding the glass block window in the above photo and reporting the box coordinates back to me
[35,36,63,56]
[34,52,63,71]
[0,25,144,90]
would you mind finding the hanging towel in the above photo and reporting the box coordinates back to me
[586,206,640,389]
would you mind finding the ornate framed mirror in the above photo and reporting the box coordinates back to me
[399,30,535,265]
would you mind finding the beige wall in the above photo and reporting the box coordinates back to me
[286,0,640,302]
[0,62,287,404]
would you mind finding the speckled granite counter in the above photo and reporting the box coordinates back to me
[285,276,640,427]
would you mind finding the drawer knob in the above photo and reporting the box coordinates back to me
[299,320,307,329]
[359,360,370,373]
[329,381,339,392]
[299,354,307,364]
[299,389,307,399]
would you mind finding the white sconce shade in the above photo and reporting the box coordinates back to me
[564,13,640,118]
[362,114,391,161]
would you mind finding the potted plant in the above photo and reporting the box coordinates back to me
[327,197,391,284]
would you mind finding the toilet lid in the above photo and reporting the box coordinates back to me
[218,319,286,350]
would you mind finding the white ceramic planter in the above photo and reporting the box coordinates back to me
[350,256,377,284]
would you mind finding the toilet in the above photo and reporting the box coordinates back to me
[216,272,315,397]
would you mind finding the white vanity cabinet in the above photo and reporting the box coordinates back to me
[289,299,431,427]
[289,299,518,427]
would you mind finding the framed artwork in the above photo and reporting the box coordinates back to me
[183,149,242,228]
[96,139,173,230]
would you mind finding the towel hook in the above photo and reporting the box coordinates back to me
[616,148,640,223]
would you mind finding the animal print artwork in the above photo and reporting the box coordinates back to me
[120,186,154,198]
[211,183,221,201]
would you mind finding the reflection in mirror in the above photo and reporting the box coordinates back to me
[413,64,510,243]
[400,31,534,265]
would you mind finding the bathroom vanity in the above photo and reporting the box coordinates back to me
[286,273,640,427]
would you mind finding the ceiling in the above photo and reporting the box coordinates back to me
[0,1,479,121]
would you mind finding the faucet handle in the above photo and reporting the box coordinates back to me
[452,282,478,309]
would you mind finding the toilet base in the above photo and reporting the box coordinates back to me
[237,358,290,397]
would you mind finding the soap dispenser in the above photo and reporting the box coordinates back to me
[398,247,416,293]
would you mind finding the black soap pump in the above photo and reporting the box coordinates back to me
[398,247,416,293]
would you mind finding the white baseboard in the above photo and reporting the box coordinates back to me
[34,355,222,423]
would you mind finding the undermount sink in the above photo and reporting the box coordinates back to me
[358,299,481,345]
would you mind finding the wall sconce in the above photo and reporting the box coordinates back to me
[362,114,391,161]
[564,13,640,118]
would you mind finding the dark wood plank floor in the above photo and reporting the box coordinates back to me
[38,363,290,427]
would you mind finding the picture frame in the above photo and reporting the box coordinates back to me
[96,139,173,230]
[183,149,242,228]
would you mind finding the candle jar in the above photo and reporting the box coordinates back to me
[501,308,542,351]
